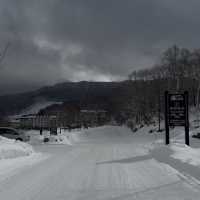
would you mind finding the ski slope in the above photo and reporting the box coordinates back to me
[1,126,200,199]
[10,101,62,120]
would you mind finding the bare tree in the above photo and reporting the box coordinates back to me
[190,49,200,108]
[161,45,181,90]
[128,70,137,81]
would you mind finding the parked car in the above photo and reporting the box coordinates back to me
[0,127,30,142]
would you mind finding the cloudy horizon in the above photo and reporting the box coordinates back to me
[0,0,200,94]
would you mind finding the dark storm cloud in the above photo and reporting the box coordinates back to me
[0,0,200,94]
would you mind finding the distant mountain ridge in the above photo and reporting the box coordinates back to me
[0,81,121,116]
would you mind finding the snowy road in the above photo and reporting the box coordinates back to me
[1,126,200,199]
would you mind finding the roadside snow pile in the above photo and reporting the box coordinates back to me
[61,129,87,144]
[170,143,200,166]
[69,131,83,144]
[48,135,72,145]
[26,129,73,145]
[82,125,133,138]
[27,130,49,144]
[0,136,34,159]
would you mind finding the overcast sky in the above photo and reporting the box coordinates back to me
[0,0,200,94]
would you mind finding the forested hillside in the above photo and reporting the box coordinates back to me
[1,46,200,126]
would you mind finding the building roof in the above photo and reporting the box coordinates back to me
[80,110,107,113]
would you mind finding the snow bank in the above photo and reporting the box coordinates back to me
[170,143,200,166]
[27,129,73,145]
[48,135,72,145]
[62,126,134,145]
[82,125,133,138]
[27,130,49,144]
[0,136,34,160]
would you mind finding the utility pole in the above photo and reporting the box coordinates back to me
[157,80,161,132]
[158,93,161,132]
[165,91,169,145]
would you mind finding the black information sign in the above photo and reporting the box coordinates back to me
[165,91,189,145]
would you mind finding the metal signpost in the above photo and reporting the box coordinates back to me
[165,91,189,145]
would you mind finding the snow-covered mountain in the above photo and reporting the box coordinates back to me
[18,101,62,116]
[0,81,119,116]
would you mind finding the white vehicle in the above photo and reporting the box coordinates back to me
[0,127,30,142]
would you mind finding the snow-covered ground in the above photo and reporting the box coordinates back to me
[0,136,48,183]
[170,143,200,166]
[1,123,200,199]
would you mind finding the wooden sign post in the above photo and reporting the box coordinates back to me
[165,91,189,146]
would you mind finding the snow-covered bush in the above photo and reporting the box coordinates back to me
[0,136,34,159]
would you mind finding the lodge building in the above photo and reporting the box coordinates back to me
[11,109,110,129]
